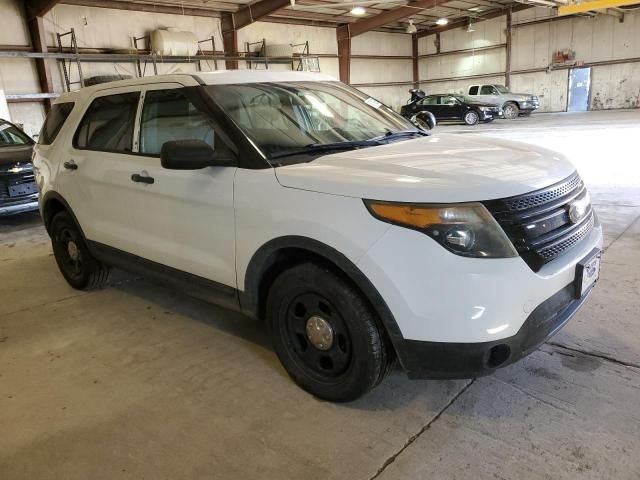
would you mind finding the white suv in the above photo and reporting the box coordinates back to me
[34,71,602,402]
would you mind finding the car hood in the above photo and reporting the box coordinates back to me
[0,144,33,169]
[274,134,575,203]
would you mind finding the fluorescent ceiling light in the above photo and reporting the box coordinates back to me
[350,6,366,15]
[436,18,449,26]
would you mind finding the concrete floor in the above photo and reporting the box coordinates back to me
[1,109,639,479]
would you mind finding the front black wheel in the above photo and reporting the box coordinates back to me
[463,111,480,125]
[266,263,393,402]
[50,211,111,290]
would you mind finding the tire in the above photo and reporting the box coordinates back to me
[503,102,519,119]
[266,263,393,402]
[463,111,479,126]
[50,211,111,290]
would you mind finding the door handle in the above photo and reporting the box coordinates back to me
[63,160,78,170]
[131,173,155,184]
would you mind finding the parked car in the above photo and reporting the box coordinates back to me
[34,71,602,402]
[401,93,501,125]
[0,119,38,216]
[467,84,540,119]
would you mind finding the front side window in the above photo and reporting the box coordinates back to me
[205,82,414,162]
[441,96,458,105]
[139,89,215,156]
[39,102,74,145]
[74,92,139,152]
[0,122,33,147]
[480,85,497,95]
[495,85,510,94]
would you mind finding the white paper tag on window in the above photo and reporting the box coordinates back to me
[0,124,10,132]
[364,97,382,109]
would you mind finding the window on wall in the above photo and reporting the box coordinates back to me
[139,89,215,156]
[39,102,74,145]
[74,92,139,152]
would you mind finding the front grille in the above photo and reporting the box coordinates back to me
[0,172,37,205]
[483,172,595,271]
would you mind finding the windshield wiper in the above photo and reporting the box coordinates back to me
[270,139,383,160]
[368,129,428,143]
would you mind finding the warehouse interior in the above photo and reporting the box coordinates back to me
[1,0,639,478]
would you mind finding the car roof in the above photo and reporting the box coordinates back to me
[54,71,338,104]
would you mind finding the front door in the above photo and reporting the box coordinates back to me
[475,85,500,106]
[125,84,237,289]
[568,68,591,112]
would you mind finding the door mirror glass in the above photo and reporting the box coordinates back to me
[161,140,235,170]
[411,111,436,131]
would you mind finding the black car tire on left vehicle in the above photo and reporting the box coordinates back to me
[463,111,480,126]
[50,211,111,290]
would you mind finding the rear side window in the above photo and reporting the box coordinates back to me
[139,89,215,156]
[468,86,479,95]
[38,102,74,145]
[74,92,139,153]
[418,96,438,106]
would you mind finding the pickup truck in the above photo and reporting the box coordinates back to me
[467,84,540,119]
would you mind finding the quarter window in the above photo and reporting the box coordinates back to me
[39,102,74,145]
[139,89,215,156]
[74,92,139,152]
[468,86,479,95]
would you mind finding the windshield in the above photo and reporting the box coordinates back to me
[495,85,510,94]
[0,122,33,147]
[205,81,416,162]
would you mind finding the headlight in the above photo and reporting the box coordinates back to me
[364,201,518,258]
[478,107,492,112]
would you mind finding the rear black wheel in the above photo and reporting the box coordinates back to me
[50,211,110,290]
[266,263,393,402]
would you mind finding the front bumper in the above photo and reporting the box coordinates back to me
[398,282,590,379]
[478,109,500,121]
[519,101,540,111]
[356,218,602,378]
[0,198,39,216]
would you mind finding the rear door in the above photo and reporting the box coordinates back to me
[58,87,142,253]
[417,95,440,118]
[124,84,237,288]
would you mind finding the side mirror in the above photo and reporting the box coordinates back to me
[411,111,436,131]
[160,139,236,170]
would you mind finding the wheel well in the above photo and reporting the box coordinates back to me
[254,246,398,361]
[42,198,67,233]
[256,247,340,321]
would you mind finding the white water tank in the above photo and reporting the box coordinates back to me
[150,28,198,56]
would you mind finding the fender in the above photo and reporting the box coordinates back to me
[240,235,407,363]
